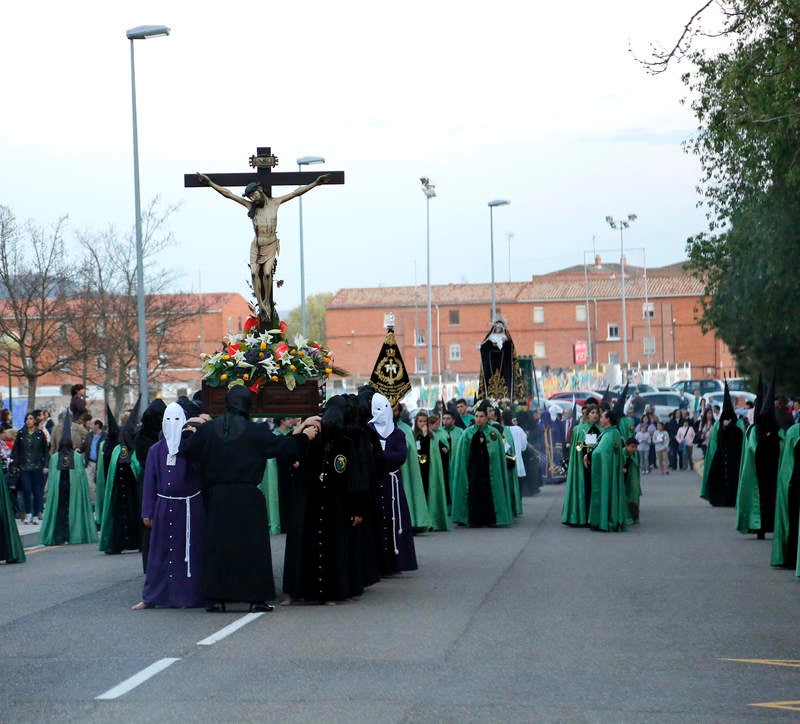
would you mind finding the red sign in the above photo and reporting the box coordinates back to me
[573,341,588,365]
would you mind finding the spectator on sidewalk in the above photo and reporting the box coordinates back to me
[635,421,651,475]
[653,421,670,475]
[15,413,49,525]
[676,418,696,471]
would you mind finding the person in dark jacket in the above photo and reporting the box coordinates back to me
[15,413,49,524]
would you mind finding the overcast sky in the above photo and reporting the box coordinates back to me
[1,1,714,314]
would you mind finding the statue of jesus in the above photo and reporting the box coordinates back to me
[196,171,332,326]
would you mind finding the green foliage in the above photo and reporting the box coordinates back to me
[679,1,800,387]
[284,292,334,344]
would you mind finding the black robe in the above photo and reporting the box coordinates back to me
[283,428,370,602]
[467,430,496,528]
[180,415,308,605]
[705,423,743,507]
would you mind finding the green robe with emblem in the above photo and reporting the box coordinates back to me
[98,446,143,551]
[735,425,784,534]
[772,424,800,567]
[587,426,626,532]
[561,421,590,525]
[451,423,513,527]
[0,465,25,562]
[416,433,450,531]
[40,452,98,546]
[396,420,432,530]
[618,415,635,443]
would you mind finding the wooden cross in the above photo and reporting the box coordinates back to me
[183,145,345,196]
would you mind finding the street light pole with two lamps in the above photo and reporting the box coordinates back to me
[126,24,170,406]
[488,199,510,323]
[297,155,326,337]
[605,213,638,367]
[420,177,436,394]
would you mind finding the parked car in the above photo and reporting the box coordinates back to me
[611,383,658,394]
[638,391,696,421]
[670,379,724,397]
[700,390,756,418]
[547,390,601,407]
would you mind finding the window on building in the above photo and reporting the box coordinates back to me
[96,320,106,338]
[533,306,545,324]
[608,352,620,365]
[227,316,233,333]
[57,355,69,371]
[96,354,107,371]
[448,309,460,326]
[158,352,169,367]
[642,302,655,319]
[155,319,167,336]
[534,341,546,358]
[59,324,69,341]
[237,316,242,331]
[607,323,620,340]
[449,344,461,361]
[575,304,587,323]
[414,329,425,346]
[415,356,426,373]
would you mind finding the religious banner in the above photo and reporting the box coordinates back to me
[369,329,411,406]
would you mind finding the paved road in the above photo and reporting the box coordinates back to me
[2,468,799,723]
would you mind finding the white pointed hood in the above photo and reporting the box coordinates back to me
[162,402,186,457]
[369,393,394,439]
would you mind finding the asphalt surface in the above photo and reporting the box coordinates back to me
[2,466,800,723]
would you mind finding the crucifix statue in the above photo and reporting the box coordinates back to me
[185,147,345,327]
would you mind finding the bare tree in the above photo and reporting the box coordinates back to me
[0,205,78,409]
[69,198,203,415]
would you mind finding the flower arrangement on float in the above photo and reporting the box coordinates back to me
[201,317,342,392]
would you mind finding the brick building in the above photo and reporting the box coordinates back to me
[4,292,251,412]
[326,259,736,382]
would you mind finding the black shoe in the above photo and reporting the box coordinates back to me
[249,602,274,613]
[206,602,227,613]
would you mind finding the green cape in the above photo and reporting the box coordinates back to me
[258,457,282,535]
[451,423,513,527]
[500,425,523,518]
[418,433,449,531]
[700,418,746,501]
[772,423,800,566]
[618,415,635,442]
[623,448,641,525]
[397,421,432,530]
[40,452,98,546]
[95,440,107,527]
[561,421,590,525]
[0,466,25,562]
[98,445,142,551]
[735,425,784,534]
[587,426,627,532]
[435,426,463,504]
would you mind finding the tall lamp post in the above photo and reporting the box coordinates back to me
[420,177,436,395]
[297,155,326,337]
[488,199,510,322]
[126,24,170,406]
[605,213,637,367]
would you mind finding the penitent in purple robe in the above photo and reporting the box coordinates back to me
[141,439,206,607]
[368,423,417,574]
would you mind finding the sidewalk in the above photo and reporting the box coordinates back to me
[15,518,42,547]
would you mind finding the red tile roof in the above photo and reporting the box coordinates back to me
[328,263,704,308]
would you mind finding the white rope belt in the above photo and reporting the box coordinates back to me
[389,469,402,555]
[157,490,202,578]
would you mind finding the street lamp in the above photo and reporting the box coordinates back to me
[488,199,510,322]
[420,177,436,394]
[297,155,326,337]
[126,23,170,406]
[605,213,638,367]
